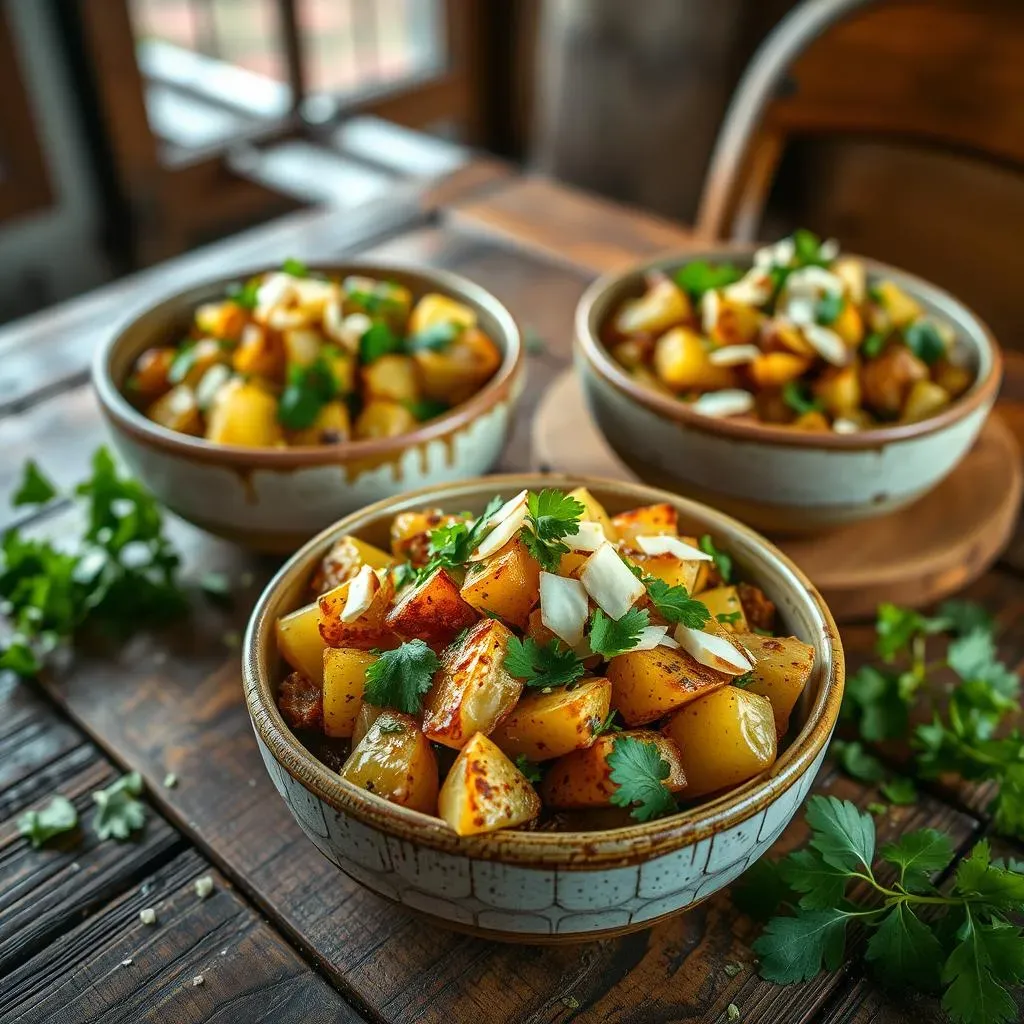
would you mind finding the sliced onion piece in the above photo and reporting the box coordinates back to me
[833,417,861,434]
[539,572,589,648]
[580,543,645,620]
[341,564,380,622]
[803,324,850,367]
[635,534,712,562]
[194,363,232,412]
[630,625,670,652]
[701,289,720,335]
[468,504,528,561]
[254,272,295,316]
[567,520,607,552]
[723,270,773,307]
[691,390,755,418]
[658,632,681,650]
[489,489,529,525]
[708,344,761,367]
[673,624,755,675]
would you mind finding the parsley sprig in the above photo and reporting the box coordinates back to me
[416,496,504,581]
[363,639,439,714]
[18,795,78,848]
[607,736,677,821]
[93,771,147,841]
[699,534,733,582]
[504,635,585,689]
[589,606,650,659]
[634,568,710,629]
[521,490,585,572]
[742,796,1024,1024]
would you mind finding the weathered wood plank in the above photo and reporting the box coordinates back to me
[0,849,362,1024]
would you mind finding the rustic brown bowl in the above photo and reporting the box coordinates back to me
[243,473,844,942]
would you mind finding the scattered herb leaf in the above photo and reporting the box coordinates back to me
[607,735,677,822]
[92,772,146,841]
[18,795,78,848]
[504,635,585,690]
[363,639,439,715]
[588,606,649,660]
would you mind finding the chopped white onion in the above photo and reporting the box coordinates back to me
[468,504,528,561]
[194,364,232,412]
[567,521,607,552]
[723,269,773,307]
[489,489,529,525]
[754,237,795,269]
[819,238,840,261]
[630,625,670,651]
[539,573,589,648]
[781,296,817,327]
[833,417,861,434]
[341,565,379,622]
[658,632,681,650]
[784,265,846,298]
[691,390,755,418]
[580,543,645,620]
[635,534,712,562]
[708,344,761,367]
[674,624,755,675]
[254,273,295,315]
[803,324,850,367]
[701,289,720,335]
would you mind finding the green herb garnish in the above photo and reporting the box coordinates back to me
[406,321,463,353]
[92,772,147,841]
[607,735,677,821]
[861,331,887,359]
[522,489,585,572]
[227,279,260,310]
[12,460,57,506]
[514,755,544,784]
[278,356,338,430]
[815,291,844,326]
[699,534,733,582]
[504,636,585,690]
[358,322,404,364]
[281,257,308,278]
[674,261,743,300]
[904,320,946,365]
[363,639,440,715]
[782,380,823,417]
[588,606,649,660]
[18,795,78,848]
[717,610,743,626]
[403,398,449,422]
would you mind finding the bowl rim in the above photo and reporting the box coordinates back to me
[575,244,1002,450]
[92,260,523,467]
[242,472,846,869]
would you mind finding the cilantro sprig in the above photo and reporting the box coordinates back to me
[416,496,504,581]
[514,755,544,784]
[699,534,732,582]
[18,795,78,848]
[278,353,341,430]
[589,606,649,659]
[363,639,439,715]
[674,261,743,301]
[522,489,585,572]
[782,380,823,417]
[742,796,1024,1024]
[641,573,710,629]
[504,635,585,689]
[92,772,147,841]
[607,735,677,821]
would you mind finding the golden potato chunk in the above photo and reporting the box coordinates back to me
[351,701,385,748]
[567,487,618,541]
[540,731,686,809]
[322,648,376,738]
[390,508,465,565]
[831,300,864,346]
[233,323,285,381]
[354,400,418,439]
[663,686,776,798]
[312,535,394,594]
[734,631,815,735]
[901,379,951,423]
[206,378,283,448]
[860,344,928,418]
[408,292,477,336]
[705,294,763,346]
[361,354,421,403]
[319,574,396,650]
[613,278,691,336]
[411,327,502,406]
[607,645,732,726]
[612,503,678,544]
[700,586,748,633]
[749,352,810,389]
[276,589,340,684]
[422,618,522,749]
[196,300,248,341]
[128,346,177,404]
[341,711,438,814]
[146,385,203,436]
[286,400,351,446]
[873,280,922,328]
[384,568,479,649]
[460,537,542,630]
[652,328,737,392]
[625,551,699,595]
[438,732,541,835]
[491,677,612,761]
[814,365,861,419]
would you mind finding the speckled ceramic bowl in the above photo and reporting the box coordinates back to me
[575,249,1002,533]
[93,263,523,552]
[243,474,844,942]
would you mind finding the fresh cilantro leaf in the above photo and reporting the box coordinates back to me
[359,322,404,364]
[588,606,649,659]
[591,709,622,737]
[281,257,309,278]
[904,321,945,365]
[717,610,743,626]
[843,664,907,741]
[831,740,886,783]
[954,841,1024,912]
[732,671,754,689]
[866,902,944,990]
[406,321,463,352]
[732,858,796,921]
[880,777,918,805]
[0,642,40,676]
[514,755,544,784]
[779,848,850,910]
[403,398,449,422]
[227,278,259,310]
[12,460,58,506]
[792,228,826,266]
[875,603,946,660]
[942,910,1024,1024]
[816,291,844,326]
[392,561,416,589]
[782,380,823,417]
[504,635,585,690]
[521,489,584,571]
[861,331,887,359]
[363,639,439,715]
[752,907,852,984]
[278,357,338,429]
[419,495,503,577]
[938,600,994,638]
[674,260,743,300]
[18,795,78,848]
[92,772,146,841]
[949,631,1019,702]
[607,735,677,821]
[699,534,732,582]
[868,802,889,816]
[881,828,953,892]
[641,575,710,628]
[805,795,875,873]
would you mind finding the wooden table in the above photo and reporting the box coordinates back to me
[2,156,1022,1024]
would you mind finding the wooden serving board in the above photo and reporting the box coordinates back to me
[532,370,1023,622]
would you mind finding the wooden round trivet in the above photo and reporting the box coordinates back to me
[532,369,1022,622]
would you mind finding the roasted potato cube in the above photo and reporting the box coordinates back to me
[354,400,418,439]
[491,676,612,761]
[793,411,831,431]
[276,589,340,683]
[612,503,678,544]
[313,535,394,594]
[278,671,322,731]
[610,336,654,369]
[749,352,810,389]
[384,568,479,649]
[540,731,686,809]
[320,345,356,395]
[652,328,737,392]
[319,573,396,650]
[833,257,866,305]
[460,537,542,630]
[341,711,438,814]
[705,293,763,346]
[663,686,776,798]
[860,344,928,418]
[283,328,323,367]
[625,551,699,595]
[146,385,203,436]
[607,645,732,726]
[287,400,351,446]
[422,618,522,748]
[700,586,748,632]
[613,278,691,336]
[205,378,284,447]
[408,292,477,336]
[901,379,951,423]
[873,280,922,327]
[390,508,466,565]
[412,327,502,405]
[361,354,421,403]
[567,487,618,541]
[524,608,559,646]
[734,631,815,735]
[762,321,815,358]
[352,701,385,748]
[233,323,285,381]
[438,732,541,835]
[196,300,248,341]
[831,300,864,347]
[128,346,177,403]
[814,365,862,419]
[736,583,776,634]
[322,648,376,738]
[933,359,973,398]
[558,551,590,578]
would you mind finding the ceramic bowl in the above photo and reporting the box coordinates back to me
[575,249,1002,533]
[243,474,844,942]
[93,263,523,552]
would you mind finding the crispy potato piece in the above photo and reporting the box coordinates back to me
[706,294,763,346]
[625,551,700,595]
[438,732,541,835]
[700,586,748,633]
[901,379,951,423]
[749,352,810,389]
[734,631,815,735]
[206,378,284,447]
[611,503,678,544]
[793,411,831,431]
[282,327,322,367]
[613,277,691,336]
[460,537,541,630]
[390,508,466,565]
[354,400,418,439]
[412,327,501,405]
[286,400,351,446]
[607,645,732,726]
[833,257,866,305]
[146,385,203,436]
[491,677,612,761]
[322,648,376,738]
[860,344,928,418]
[567,487,618,541]
[278,671,322,731]
[422,618,522,748]
[524,608,558,646]
[762,321,815,358]
[873,280,922,327]
[408,292,477,336]
[610,336,654,369]
[736,582,776,633]
[319,573,396,650]
[831,299,864,346]
[129,346,177,403]
[341,711,438,814]
[933,359,973,398]
[361,354,421,403]
[557,551,590,577]
[652,328,737,392]
[540,731,686,809]
[663,686,776,798]
[351,701,385,748]
[312,535,394,594]
[196,300,248,341]
[814,365,862,419]
[276,588,341,683]
[233,323,285,381]
[385,568,479,649]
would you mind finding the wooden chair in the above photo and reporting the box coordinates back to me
[695,0,1024,242]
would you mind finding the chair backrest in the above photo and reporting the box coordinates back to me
[696,0,1024,241]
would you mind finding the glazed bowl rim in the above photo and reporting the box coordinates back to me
[575,244,1002,450]
[92,260,523,468]
[242,473,846,869]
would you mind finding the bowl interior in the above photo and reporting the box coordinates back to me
[245,474,845,866]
